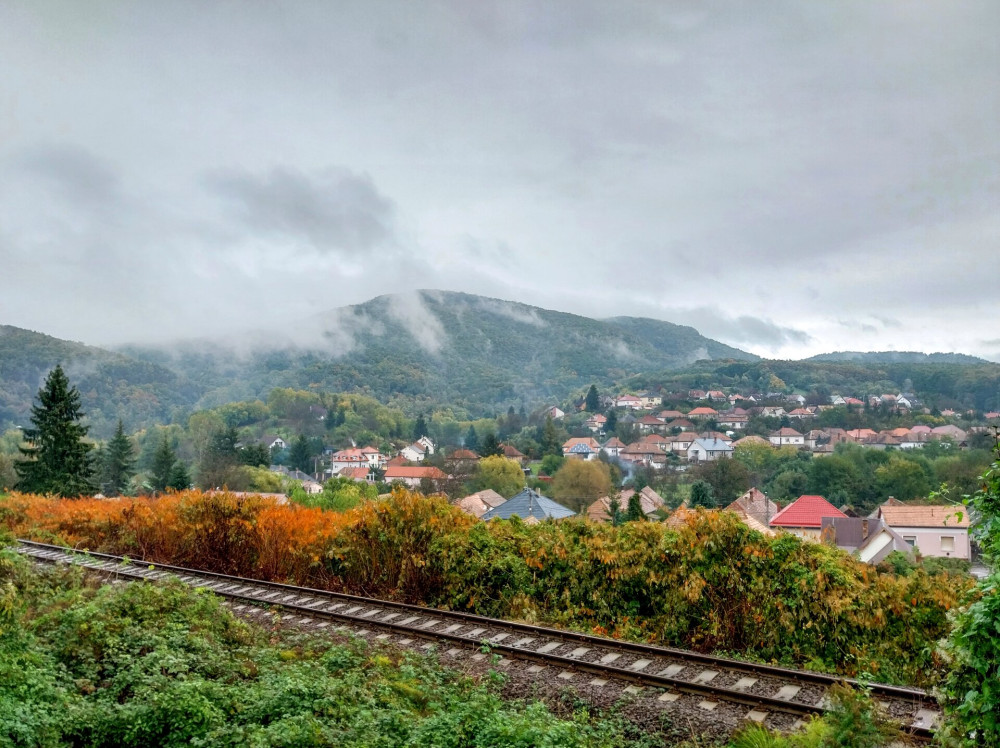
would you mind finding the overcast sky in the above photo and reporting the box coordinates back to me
[1,1,997,360]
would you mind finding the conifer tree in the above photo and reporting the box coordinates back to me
[626,491,645,521]
[586,384,600,412]
[540,416,561,456]
[605,408,618,434]
[167,460,191,490]
[478,432,503,458]
[151,433,177,492]
[100,419,135,496]
[288,434,313,473]
[16,365,96,497]
[464,425,479,453]
[413,413,428,440]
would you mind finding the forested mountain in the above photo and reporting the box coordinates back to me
[4,292,999,437]
[120,291,757,415]
[808,351,989,365]
[0,325,196,437]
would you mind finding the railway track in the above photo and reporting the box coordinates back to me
[18,539,938,741]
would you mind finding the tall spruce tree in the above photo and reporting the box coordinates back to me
[626,491,645,522]
[464,425,479,453]
[586,384,600,412]
[413,413,429,440]
[100,419,135,496]
[288,434,313,473]
[151,433,177,492]
[167,460,191,490]
[478,432,503,458]
[16,364,96,497]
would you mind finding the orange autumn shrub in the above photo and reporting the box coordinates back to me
[1,490,352,584]
[1,489,970,686]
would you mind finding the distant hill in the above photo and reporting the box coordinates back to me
[120,291,758,415]
[0,325,196,437]
[807,351,988,365]
[6,293,997,433]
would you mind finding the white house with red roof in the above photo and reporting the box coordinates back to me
[615,394,643,410]
[770,495,847,540]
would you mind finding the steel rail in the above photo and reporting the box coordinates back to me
[17,539,936,742]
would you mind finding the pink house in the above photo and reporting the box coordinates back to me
[876,504,971,560]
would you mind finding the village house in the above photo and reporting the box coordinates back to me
[445,448,479,470]
[716,409,749,430]
[686,438,733,462]
[638,391,663,408]
[620,441,667,468]
[874,504,972,560]
[586,486,665,522]
[637,414,666,433]
[820,516,912,565]
[726,487,779,531]
[383,465,449,490]
[769,427,804,447]
[584,413,607,433]
[336,466,373,483]
[454,489,506,519]
[501,443,528,467]
[615,394,643,410]
[687,406,719,420]
[601,437,626,457]
[544,405,566,420]
[260,435,287,451]
[481,488,575,523]
[770,495,847,540]
[562,437,602,460]
[665,418,695,432]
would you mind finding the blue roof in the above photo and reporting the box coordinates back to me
[690,438,733,452]
[480,488,576,521]
[568,443,593,454]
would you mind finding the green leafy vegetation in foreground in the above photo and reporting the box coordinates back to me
[936,443,1000,747]
[0,548,672,748]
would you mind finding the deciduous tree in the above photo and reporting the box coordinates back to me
[471,455,525,498]
[550,459,611,513]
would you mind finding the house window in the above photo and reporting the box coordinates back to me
[941,536,955,554]
[903,536,917,547]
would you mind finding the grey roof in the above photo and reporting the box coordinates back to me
[481,488,576,521]
[689,438,733,452]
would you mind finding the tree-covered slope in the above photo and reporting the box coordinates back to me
[0,325,199,437]
[122,291,758,413]
[808,351,989,365]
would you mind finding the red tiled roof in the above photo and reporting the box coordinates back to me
[770,495,846,528]
[384,466,448,479]
[688,407,719,416]
[339,467,371,480]
[447,449,479,460]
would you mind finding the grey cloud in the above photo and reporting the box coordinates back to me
[12,145,121,210]
[667,307,812,351]
[385,292,447,355]
[207,166,396,254]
